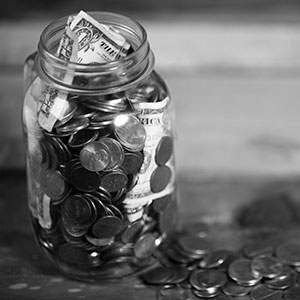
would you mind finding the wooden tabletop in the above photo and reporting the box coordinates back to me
[1,170,300,300]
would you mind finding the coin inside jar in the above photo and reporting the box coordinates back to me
[92,215,124,239]
[79,140,110,172]
[155,136,173,166]
[100,170,128,193]
[114,115,146,152]
[150,165,172,193]
[100,137,125,170]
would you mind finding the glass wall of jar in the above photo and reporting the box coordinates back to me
[22,11,179,280]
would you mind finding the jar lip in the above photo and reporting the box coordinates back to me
[38,11,148,71]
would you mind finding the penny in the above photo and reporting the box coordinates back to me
[100,170,128,193]
[85,235,115,247]
[70,165,101,192]
[150,165,172,193]
[222,280,251,296]
[276,242,300,266]
[114,115,146,152]
[250,284,282,300]
[62,194,93,224]
[79,141,110,172]
[121,151,144,174]
[133,233,156,258]
[153,194,172,213]
[68,129,98,148]
[228,259,262,286]
[155,136,173,166]
[251,255,284,279]
[101,137,125,170]
[92,215,124,239]
[40,168,67,200]
[121,219,144,243]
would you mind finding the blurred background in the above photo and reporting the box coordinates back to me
[0,0,300,176]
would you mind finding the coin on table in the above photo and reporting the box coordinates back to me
[101,137,125,170]
[68,129,98,148]
[242,241,274,258]
[40,168,67,200]
[177,235,211,258]
[62,194,93,224]
[79,140,110,172]
[114,115,146,152]
[156,284,190,300]
[228,259,262,286]
[265,272,296,290]
[222,280,251,296]
[150,165,172,193]
[133,232,156,259]
[250,284,282,300]
[168,267,189,284]
[70,165,101,192]
[100,169,128,193]
[276,242,300,266]
[121,151,144,174]
[251,255,284,279]
[190,269,227,289]
[155,136,173,166]
[284,286,300,300]
[199,249,231,269]
[142,266,175,285]
[192,288,220,299]
[92,215,124,239]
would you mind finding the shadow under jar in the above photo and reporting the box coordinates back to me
[22,11,179,281]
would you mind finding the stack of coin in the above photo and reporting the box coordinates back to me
[141,224,300,299]
[29,81,178,278]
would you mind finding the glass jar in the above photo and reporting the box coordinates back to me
[22,11,179,280]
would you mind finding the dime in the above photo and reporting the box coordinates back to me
[40,168,67,200]
[121,151,144,174]
[79,141,110,172]
[251,255,284,279]
[114,115,146,152]
[133,233,156,258]
[155,136,173,166]
[62,194,93,224]
[228,259,262,286]
[92,215,124,239]
[100,170,128,193]
[150,165,171,193]
[250,284,282,300]
[276,242,300,266]
[70,165,101,192]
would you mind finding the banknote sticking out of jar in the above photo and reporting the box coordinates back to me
[23,10,179,280]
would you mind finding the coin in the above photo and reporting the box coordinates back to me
[251,255,284,279]
[62,194,93,224]
[242,241,274,258]
[85,235,115,247]
[114,115,146,152]
[121,219,144,243]
[121,151,144,174]
[153,194,172,213]
[156,285,189,300]
[168,267,189,284]
[70,165,101,192]
[142,266,175,285]
[57,243,91,266]
[276,242,300,266]
[265,272,296,290]
[190,269,227,289]
[68,129,98,148]
[100,170,128,193]
[177,235,211,258]
[192,288,220,299]
[56,117,89,134]
[183,221,209,238]
[133,233,156,258]
[53,102,77,128]
[155,136,173,166]
[92,215,124,239]
[222,280,251,296]
[150,165,171,193]
[250,284,282,300]
[101,137,125,170]
[40,168,67,200]
[199,249,231,269]
[79,141,110,172]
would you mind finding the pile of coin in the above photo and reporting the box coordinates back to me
[141,226,300,299]
[29,80,178,278]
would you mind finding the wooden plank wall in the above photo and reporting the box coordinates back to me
[0,3,300,176]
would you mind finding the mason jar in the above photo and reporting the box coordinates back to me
[22,11,179,280]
